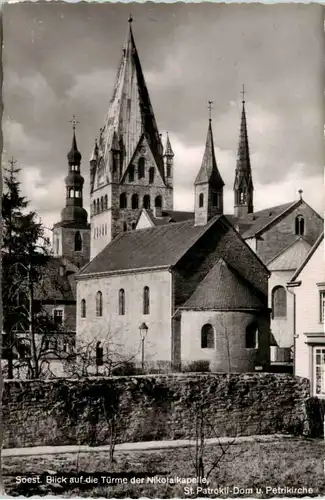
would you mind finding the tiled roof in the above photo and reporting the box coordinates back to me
[145,209,194,226]
[267,238,311,271]
[226,200,301,238]
[79,216,223,276]
[181,258,265,310]
[290,232,324,282]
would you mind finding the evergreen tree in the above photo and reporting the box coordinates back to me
[2,158,53,378]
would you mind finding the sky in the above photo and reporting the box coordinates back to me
[2,2,324,236]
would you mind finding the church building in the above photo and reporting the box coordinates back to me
[76,18,273,373]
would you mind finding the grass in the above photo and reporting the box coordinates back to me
[3,437,325,498]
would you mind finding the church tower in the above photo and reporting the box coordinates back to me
[52,116,90,268]
[194,105,224,227]
[234,86,254,218]
[89,17,173,260]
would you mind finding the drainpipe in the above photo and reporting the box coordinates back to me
[286,281,302,376]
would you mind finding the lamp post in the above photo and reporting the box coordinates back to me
[139,322,148,372]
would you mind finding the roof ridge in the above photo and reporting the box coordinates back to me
[290,232,324,282]
[254,199,302,236]
[266,236,311,267]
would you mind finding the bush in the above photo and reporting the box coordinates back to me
[181,360,210,373]
[111,362,139,376]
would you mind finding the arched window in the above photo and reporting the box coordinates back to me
[155,195,162,208]
[93,200,97,215]
[239,190,246,203]
[123,222,127,232]
[120,193,127,209]
[81,299,86,318]
[246,323,258,348]
[201,324,214,349]
[96,341,104,366]
[129,165,135,182]
[100,197,104,211]
[104,194,108,210]
[55,237,60,255]
[272,286,287,318]
[138,157,145,179]
[212,192,220,208]
[75,190,81,198]
[143,195,151,209]
[149,167,155,184]
[119,289,125,315]
[132,193,139,209]
[167,164,171,177]
[74,231,82,251]
[69,188,74,198]
[143,286,150,315]
[199,193,204,208]
[96,199,100,213]
[96,291,103,317]
[295,215,305,236]
[131,222,136,230]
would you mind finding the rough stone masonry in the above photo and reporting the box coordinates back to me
[2,373,313,449]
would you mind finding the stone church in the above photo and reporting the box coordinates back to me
[74,18,322,372]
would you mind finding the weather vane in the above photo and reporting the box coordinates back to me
[208,100,214,120]
[69,115,80,131]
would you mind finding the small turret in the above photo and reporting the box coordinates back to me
[163,132,174,187]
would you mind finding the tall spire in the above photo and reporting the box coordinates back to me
[98,18,164,181]
[164,132,174,157]
[195,116,224,189]
[194,106,224,226]
[61,116,87,226]
[234,85,254,218]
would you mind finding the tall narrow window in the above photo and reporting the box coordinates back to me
[53,309,64,326]
[104,194,108,210]
[81,299,86,318]
[131,222,136,230]
[314,348,325,396]
[245,323,258,348]
[93,200,97,215]
[212,192,220,208]
[149,167,155,184]
[138,157,145,179]
[295,215,305,236]
[155,195,162,208]
[167,164,171,177]
[100,197,104,211]
[74,231,82,251]
[129,166,135,182]
[320,291,325,323]
[96,291,103,317]
[132,193,139,209]
[143,286,150,315]
[143,195,151,209]
[199,193,204,208]
[201,324,214,348]
[96,199,100,213]
[272,286,287,318]
[123,222,127,232]
[119,289,125,315]
[120,193,127,208]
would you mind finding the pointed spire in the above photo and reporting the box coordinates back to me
[164,132,174,157]
[194,117,224,189]
[234,86,254,217]
[67,116,82,166]
[101,18,164,181]
[90,138,98,163]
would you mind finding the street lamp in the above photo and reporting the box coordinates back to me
[139,322,148,372]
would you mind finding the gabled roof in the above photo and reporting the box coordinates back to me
[144,209,194,226]
[267,237,311,271]
[99,20,164,181]
[181,258,265,311]
[194,120,224,189]
[79,216,222,276]
[290,232,324,282]
[227,200,302,239]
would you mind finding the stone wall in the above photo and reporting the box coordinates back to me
[2,373,312,449]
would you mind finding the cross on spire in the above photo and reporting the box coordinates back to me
[241,84,245,104]
[69,115,80,132]
[208,100,214,121]
[8,156,17,168]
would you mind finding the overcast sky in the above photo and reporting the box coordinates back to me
[2,3,324,234]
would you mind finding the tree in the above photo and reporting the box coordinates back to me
[1,158,65,379]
